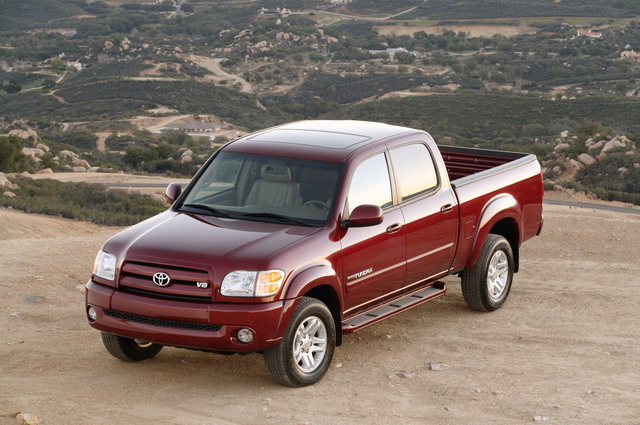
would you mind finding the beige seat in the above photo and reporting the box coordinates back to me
[245,164,301,207]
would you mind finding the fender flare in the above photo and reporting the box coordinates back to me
[272,265,344,342]
[465,194,522,270]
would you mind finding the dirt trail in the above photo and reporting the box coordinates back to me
[0,204,639,424]
[183,54,253,93]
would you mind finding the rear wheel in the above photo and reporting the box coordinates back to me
[101,332,163,362]
[264,297,336,387]
[462,234,514,312]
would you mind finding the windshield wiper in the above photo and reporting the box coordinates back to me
[182,203,235,219]
[240,212,313,227]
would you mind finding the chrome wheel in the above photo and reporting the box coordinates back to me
[292,315,327,374]
[486,250,509,302]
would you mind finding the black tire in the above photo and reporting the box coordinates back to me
[101,332,163,362]
[264,297,336,387]
[461,234,514,312]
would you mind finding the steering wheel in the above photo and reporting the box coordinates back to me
[303,200,329,210]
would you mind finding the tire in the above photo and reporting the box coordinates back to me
[461,234,514,312]
[101,332,163,362]
[264,297,336,387]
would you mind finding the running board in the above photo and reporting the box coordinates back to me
[342,282,446,333]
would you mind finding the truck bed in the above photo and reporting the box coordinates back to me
[438,145,532,186]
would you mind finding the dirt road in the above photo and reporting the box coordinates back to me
[1,204,638,424]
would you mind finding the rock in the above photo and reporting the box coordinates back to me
[396,370,412,378]
[533,416,551,422]
[8,128,38,139]
[602,136,631,153]
[254,41,268,49]
[36,143,50,152]
[0,172,10,188]
[89,166,101,172]
[552,166,561,173]
[181,149,193,158]
[560,130,569,138]
[11,184,20,191]
[568,159,583,170]
[36,168,53,174]
[553,185,565,192]
[59,149,78,159]
[426,362,449,371]
[588,139,606,152]
[618,167,629,174]
[326,36,338,43]
[26,295,46,304]
[71,159,91,168]
[71,166,87,172]
[3,191,16,198]
[16,413,41,425]
[577,153,596,166]
[554,143,570,152]
[634,163,640,169]
[180,155,193,164]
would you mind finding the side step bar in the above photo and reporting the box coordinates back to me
[342,281,446,333]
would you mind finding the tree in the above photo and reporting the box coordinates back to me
[0,135,30,172]
[181,3,194,13]
[395,51,415,64]
[3,80,21,94]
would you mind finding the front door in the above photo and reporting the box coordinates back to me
[340,152,406,314]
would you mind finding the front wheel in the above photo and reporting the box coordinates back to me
[101,332,163,362]
[264,297,336,387]
[461,234,514,312]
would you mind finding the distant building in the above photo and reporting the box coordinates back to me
[164,121,220,132]
[260,7,291,16]
[368,47,417,60]
[621,50,640,60]
[67,61,82,71]
[578,30,602,39]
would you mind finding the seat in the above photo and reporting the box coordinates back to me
[245,164,301,207]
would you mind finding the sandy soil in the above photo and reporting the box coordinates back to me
[0,203,639,425]
[183,55,252,93]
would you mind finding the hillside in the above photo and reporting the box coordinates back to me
[0,0,639,203]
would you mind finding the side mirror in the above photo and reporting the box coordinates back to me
[344,204,383,228]
[165,182,182,204]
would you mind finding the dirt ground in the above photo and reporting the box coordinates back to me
[0,203,639,425]
[374,24,537,38]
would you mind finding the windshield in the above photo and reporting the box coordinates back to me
[180,151,343,226]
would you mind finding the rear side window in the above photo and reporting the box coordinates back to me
[390,143,438,201]
[347,153,392,214]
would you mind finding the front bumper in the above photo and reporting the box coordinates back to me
[85,279,287,352]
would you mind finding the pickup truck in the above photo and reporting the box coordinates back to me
[86,120,543,387]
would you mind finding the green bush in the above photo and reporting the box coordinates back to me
[0,176,167,226]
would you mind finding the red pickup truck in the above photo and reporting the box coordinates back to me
[86,120,543,386]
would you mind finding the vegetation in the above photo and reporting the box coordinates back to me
[0,176,167,225]
[0,135,33,173]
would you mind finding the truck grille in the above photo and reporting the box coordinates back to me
[119,261,213,302]
[104,309,222,332]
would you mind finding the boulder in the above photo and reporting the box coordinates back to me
[569,159,583,170]
[577,153,596,166]
[602,136,631,153]
[36,168,53,174]
[59,150,78,159]
[36,143,50,153]
[181,149,193,158]
[71,166,87,172]
[71,159,91,168]
[89,166,101,173]
[180,155,193,164]
[554,143,570,152]
[0,172,9,188]
[3,191,16,198]
[560,130,570,138]
[8,128,37,139]
[16,413,41,425]
[588,139,607,152]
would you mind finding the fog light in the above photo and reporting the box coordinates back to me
[237,328,254,344]
[87,306,97,322]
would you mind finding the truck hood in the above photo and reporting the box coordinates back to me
[104,211,319,276]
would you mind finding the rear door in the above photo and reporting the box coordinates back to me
[340,152,406,313]
[388,143,458,286]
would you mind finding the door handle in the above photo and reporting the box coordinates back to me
[386,223,402,234]
[440,204,454,213]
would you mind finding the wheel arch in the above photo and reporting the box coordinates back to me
[278,266,344,346]
[466,194,522,272]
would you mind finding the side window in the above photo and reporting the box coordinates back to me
[390,143,438,201]
[347,153,392,214]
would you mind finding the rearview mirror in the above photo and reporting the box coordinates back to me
[344,204,383,228]
[165,182,182,204]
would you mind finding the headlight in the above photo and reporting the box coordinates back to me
[93,250,117,281]
[221,270,284,297]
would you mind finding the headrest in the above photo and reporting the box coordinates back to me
[261,164,292,183]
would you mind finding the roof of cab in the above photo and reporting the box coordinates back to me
[223,120,422,162]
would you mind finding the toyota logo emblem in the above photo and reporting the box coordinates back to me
[153,272,171,287]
